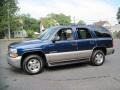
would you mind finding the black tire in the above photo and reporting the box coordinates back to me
[22,55,44,75]
[90,50,105,66]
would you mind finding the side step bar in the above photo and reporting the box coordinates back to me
[48,59,89,67]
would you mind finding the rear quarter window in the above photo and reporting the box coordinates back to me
[94,28,111,38]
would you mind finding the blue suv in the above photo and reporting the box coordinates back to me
[7,25,114,75]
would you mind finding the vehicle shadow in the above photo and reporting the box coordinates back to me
[10,68,23,73]
[8,62,90,75]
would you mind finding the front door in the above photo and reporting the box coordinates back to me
[46,28,78,63]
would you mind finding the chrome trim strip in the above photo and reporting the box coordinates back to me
[45,50,93,63]
[106,48,114,55]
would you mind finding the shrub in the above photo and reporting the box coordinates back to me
[26,30,36,38]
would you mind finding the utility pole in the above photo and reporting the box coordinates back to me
[7,2,10,39]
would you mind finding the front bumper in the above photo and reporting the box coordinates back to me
[7,55,22,68]
[106,48,114,55]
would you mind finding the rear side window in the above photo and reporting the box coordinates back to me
[94,28,111,38]
[77,28,92,39]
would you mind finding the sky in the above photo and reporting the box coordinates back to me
[18,0,120,25]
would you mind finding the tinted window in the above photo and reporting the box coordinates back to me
[56,28,73,41]
[94,28,111,38]
[77,28,92,39]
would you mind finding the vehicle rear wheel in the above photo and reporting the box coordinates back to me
[23,55,44,75]
[90,50,105,66]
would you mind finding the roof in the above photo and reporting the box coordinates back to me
[50,24,107,31]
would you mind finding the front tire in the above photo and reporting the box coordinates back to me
[22,55,44,75]
[90,50,105,66]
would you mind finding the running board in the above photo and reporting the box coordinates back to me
[48,59,89,67]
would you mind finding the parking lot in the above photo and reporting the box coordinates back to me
[0,39,120,90]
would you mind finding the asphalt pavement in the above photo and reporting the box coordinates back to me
[0,39,120,90]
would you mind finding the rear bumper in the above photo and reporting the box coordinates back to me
[7,56,22,68]
[106,48,114,55]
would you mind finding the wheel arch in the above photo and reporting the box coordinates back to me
[93,47,107,55]
[21,51,48,68]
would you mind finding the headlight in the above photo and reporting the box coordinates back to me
[9,48,17,53]
[9,48,18,58]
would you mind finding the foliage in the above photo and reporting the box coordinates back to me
[117,8,120,24]
[0,0,19,32]
[78,20,86,25]
[47,13,71,25]
[20,14,40,32]
[26,29,36,38]
[20,13,71,33]
[41,17,58,28]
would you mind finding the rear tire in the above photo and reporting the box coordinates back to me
[90,50,105,66]
[22,55,44,75]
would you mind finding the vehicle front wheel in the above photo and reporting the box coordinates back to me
[90,50,105,66]
[22,55,44,75]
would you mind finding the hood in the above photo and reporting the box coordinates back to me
[8,39,48,49]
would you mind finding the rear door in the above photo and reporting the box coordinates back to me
[76,28,96,59]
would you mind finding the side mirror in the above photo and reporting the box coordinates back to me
[52,36,60,43]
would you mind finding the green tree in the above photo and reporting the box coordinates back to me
[41,17,58,28]
[47,13,71,25]
[20,14,40,31]
[0,0,18,38]
[18,14,40,38]
[117,8,120,24]
[78,20,86,25]
[0,0,8,33]
[26,29,36,38]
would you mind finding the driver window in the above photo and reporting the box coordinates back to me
[56,28,73,41]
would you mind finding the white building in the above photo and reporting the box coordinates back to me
[14,30,27,38]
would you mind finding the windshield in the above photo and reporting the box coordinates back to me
[38,28,56,40]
